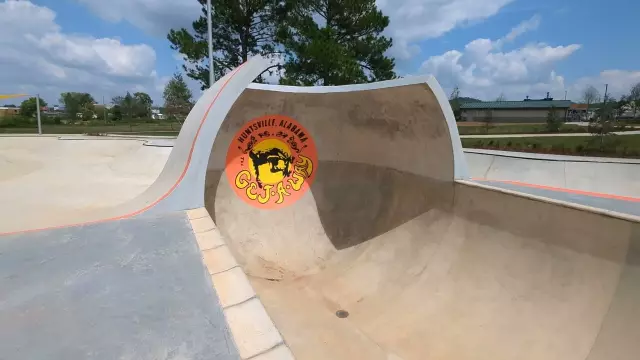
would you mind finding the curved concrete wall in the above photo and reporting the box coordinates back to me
[198,57,640,360]
[205,76,467,275]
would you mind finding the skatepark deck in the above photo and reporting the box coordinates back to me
[1,56,638,360]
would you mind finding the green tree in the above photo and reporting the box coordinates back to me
[483,108,493,134]
[19,97,47,118]
[614,96,629,119]
[582,85,600,121]
[133,92,153,118]
[111,105,123,121]
[277,0,396,85]
[168,0,281,89]
[449,86,461,121]
[588,97,617,151]
[112,92,139,120]
[59,92,95,120]
[163,72,193,120]
[546,106,561,133]
[628,82,640,119]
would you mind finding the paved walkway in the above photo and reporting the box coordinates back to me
[461,130,640,139]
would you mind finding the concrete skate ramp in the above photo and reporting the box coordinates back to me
[205,82,640,359]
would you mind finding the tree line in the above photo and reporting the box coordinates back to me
[167,0,396,90]
[582,82,640,120]
[11,73,193,123]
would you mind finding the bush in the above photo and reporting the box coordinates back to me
[575,144,584,153]
[0,116,32,128]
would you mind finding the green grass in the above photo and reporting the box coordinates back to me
[457,123,589,135]
[462,134,640,158]
[456,122,640,135]
[0,121,182,135]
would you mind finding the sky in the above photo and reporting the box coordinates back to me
[1,0,639,106]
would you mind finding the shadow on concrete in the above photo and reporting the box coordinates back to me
[309,161,454,249]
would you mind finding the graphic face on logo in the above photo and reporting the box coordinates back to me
[225,115,317,209]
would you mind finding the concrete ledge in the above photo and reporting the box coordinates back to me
[187,207,211,220]
[203,245,238,274]
[190,215,216,233]
[225,298,284,359]
[464,148,640,164]
[211,267,255,308]
[195,230,225,250]
[248,345,295,360]
[187,207,293,359]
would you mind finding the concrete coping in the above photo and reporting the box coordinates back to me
[464,148,640,164]
[186,208,295,360]
[459,180,640,224]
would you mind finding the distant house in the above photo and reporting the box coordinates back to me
[460,94,572,123]
[0,106,20,118]
[151,108,166,120]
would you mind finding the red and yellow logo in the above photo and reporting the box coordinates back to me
[225,115,317,209]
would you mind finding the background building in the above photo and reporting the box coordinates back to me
[460,94,571,123]
[0,106,20,118]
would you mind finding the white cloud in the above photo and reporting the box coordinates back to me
[75,0,200,36]
[494,14,540,48]
[0,0,165,105]
[376,0,515,59]
[419,16,582,100]
[570,70,640,101]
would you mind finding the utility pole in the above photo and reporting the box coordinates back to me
[207,0,215,87]
[35,94,42,135]
[564,90,567,100]
[603,84,609,104]
[103,95,107,123]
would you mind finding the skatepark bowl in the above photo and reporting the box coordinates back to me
[1,56,639,360]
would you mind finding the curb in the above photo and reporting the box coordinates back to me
[186,208,295,360]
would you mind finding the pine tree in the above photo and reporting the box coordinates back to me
[163,72,193,120]
[168,0,281,89]
[277,0,396,86]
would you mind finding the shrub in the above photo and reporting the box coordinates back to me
[488,140,494,147]
[575,144,584,153]
[551,144,565,153]
[506,141,512,147]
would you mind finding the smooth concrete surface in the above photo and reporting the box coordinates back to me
[0,212,239,360]
[0,137,170,233]
[467,150,640,198]
[205,81,640,359]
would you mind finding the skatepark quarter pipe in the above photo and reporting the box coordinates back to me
[1,55,639,360]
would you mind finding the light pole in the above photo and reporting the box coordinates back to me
[35,94,42,135]
[207,0,215,87]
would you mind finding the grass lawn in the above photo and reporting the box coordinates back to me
[0,122,182,135]
[457,123,588,135]
[462,134,640,158]
[456,122,640,135]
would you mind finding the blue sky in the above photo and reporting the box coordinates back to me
[1,0,639,105]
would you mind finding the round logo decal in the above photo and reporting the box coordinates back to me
[225,115,317,209]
